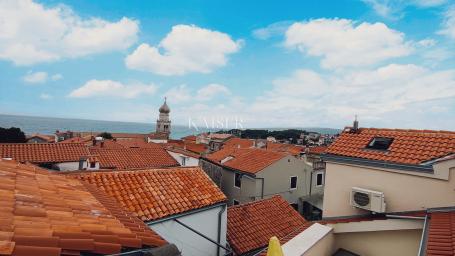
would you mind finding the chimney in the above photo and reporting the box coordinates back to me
[92,136,96,146]
[352,115,359,132]
[100,141,104,148]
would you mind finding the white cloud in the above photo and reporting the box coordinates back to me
[362,0,447,19]
[247,64,455,127]
[23,71,48,83]
[69,80,157,99]
[40,93,52,99]
[51,74,63,81]
[285,19,412,69]
[22,71,63,83]
[252,21,293,40]
[417,38,437,47]
[163,83,231,103]
[163,84,192,102]
[196,84,231,100]
[0,0,138,65]
[439,5,455,40]
[125,24,241,75]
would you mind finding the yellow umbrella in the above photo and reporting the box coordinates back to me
[266,236,284,256]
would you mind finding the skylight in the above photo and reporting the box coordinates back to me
[366,137,393,150]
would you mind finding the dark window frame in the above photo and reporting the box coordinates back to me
[366,137,394,151]
[233,199,240,205]
[316,172,324,186]
[290,176,298,190]
[234,173,242,188]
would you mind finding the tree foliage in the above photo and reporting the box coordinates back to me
[97,132,113,139]
[0,127,26,143]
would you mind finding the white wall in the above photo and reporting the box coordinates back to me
[149,205,227,256]
[167,151,199,167]
[53,161,80,171]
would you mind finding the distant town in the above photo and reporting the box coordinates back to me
[0,100,454,256]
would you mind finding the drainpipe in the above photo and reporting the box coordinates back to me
[254,177,265,199]
[217,204,227,256]
[385,214,426,220]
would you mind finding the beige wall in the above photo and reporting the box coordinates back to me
[333,229,421,256]
[256,156,309,204]
[303,232,335,256]
[323,160,455,217]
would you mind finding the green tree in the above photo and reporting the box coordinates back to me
[97,132,113,139]
[0,127,26,143]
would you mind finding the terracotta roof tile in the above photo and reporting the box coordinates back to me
[426,211,455,256]
[0,143,89,163]
[0,159,167,255]
[266,142,304,156]
[326,128,455,165]
[227,195,310,255]
[307,146,328,155]
[206,148,288,174]
[89,147,178,169]
[223,138,255,149]
[74,167,226,222]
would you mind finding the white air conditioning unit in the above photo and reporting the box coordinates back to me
[350,187,386,213]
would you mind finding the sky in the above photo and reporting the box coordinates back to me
[0,0,454,130]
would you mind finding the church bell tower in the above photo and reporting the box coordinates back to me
[156,98,171,137]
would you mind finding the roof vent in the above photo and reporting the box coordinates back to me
[366,137,393,150]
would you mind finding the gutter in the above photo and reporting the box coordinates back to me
[217,204,227,256]
[321,154,434,173]
[417,214,430,256]
[146,202,227,225]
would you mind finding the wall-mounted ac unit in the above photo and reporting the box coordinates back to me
[350,187,386,213]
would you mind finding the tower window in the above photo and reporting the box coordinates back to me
[366,137,393,150]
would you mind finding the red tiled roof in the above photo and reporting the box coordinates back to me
[223,138,254,149]
[26,134,55,143]
[426,211,455,256]
[0,159,167,256]
[89,148,178,169]
[89,140,125,149]
[227,196,310,255]
[208,133,233,140]
[206,148,288,174]
[165,146,201,159]
[166,141,207,154]
[74,167,227,222]
[181,135,197,142]
[0,143,90,163]
[59,136,92,144]
[266,142,304,156]
[115,139,159,149]
[326,128,455,165]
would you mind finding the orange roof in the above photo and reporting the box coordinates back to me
[59,136,92,144]
[206,148,288,174]
[89,148,178,169]
[0,159,166,256]
[266,142,304,155]
[74,167,227,222]
[326,128,455,165]
[26,134,55,143]
[166,141,207,154]
[89,140,125,149]
[165,146,201,159]
[223,137,254,149]
[227,195,310,255]
[115,139,158,149]
[181,135,197,141]
[426,210,455,256]
[0,143,89,163]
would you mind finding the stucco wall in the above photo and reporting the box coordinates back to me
[333,229,421,256]
[323,161,455,217]
[53,161,80,171]
[167,151,199,166]
[149,205,227,256]
[303,232,335,256]
[256,156,309,204]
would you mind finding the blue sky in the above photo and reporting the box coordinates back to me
[0,0,454,129]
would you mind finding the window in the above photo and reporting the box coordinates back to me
[233,199,240,205]
[290,176,297,190]
[316,172,324,186]
[234,173,242,188]
[90,162,96,168]
[366,137,394,150]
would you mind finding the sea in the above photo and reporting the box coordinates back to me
[0,114,340,139]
